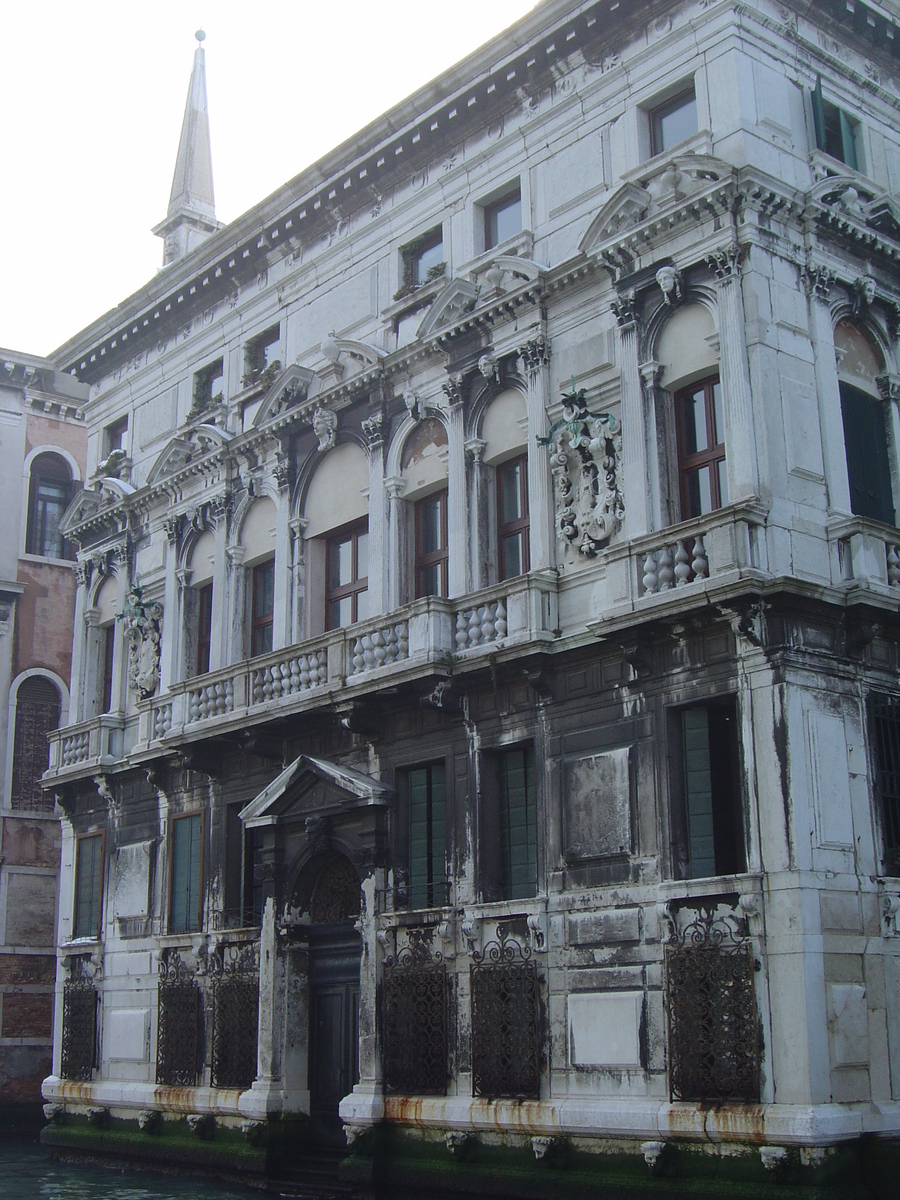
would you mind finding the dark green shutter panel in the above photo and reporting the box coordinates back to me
[500,749,537,900]
[841,384,894,525]
[74,834,103,938]
[812,75,826,152]
[171,815,202,933]
[409,765,446,908]
[839,110,858,172]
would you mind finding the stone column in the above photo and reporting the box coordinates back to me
[241,896,285,1119]
[363,412,387,616]
[209,497,230,672]
[289,516,307,644]
[612,291,651,539]
[110,545,130,713]
[273,475,292,653]
[805,265,850,515]
[225,545,245,667]
[464,439,487,590]
[384,477,404,612]
[160,517,181,692]
[639,360,676,530]
[877,372,900,523]
[518,335,555,570]
[444,376,468,598]
[708,245,758,503]
[69,563,90,722]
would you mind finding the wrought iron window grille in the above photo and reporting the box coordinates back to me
[209,941,260,1090]
[383,930,448,1096]
[156,950,201,1087]
[664,905,760,1103]
[471,936,541,1100]
[61,959,98,1082]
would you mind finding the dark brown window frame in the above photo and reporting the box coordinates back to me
[73,830,106,940]
[26,453,73,560]
[496,454,530,581]
[104,416,128,456]
[415,489,449,599]
[325,519,369,630]
[11,676,60,811]
[675,375,726,520]
[650,86,698,157]
[484,186,522,250]
[250,559,275,657]
[100,622,116,714]
[196,582,213,675]
[168,810,205,936]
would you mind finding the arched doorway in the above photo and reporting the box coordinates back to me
[306,854,361,1145]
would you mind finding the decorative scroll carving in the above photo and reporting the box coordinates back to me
[471,935,541,1100]
[60,963,97,1082]
[539,378,623,555]
[156,950,200,1086]
[361,411,385,448]
[610,289,639,329]
[309,856,361,923]
[120,584,163,699]
[665,905,760,1103]
[209,941,260,1090]
[383,930,447,1096]
[802,262,836,301]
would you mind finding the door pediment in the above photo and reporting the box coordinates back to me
[240,754,393,828]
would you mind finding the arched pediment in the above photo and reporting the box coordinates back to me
[146,424,231,485]
[59,487,102,534]
[416,277,479,339]
[807,172,900,241]
[580,154,736,260]
[253,363,317,427]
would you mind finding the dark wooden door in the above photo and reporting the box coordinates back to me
[308,922,360,1146]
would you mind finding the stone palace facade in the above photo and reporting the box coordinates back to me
[38,0,900,1193]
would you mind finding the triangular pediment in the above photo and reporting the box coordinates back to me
[417,277,479,339]
[240,754,393,828]
[147,423,230,485]
[253,364,317,427]
[807,173,900,242]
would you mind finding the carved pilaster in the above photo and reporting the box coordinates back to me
[706,243,743,282]
[877,374,900,405]
[443,371,466,407]
[802,263,836,302]
[611,289,640,330]
[163,515,181,546]
[75,560,93,588]
[209,493,232,529]
[518,335,550,378]
[273,450,290,493]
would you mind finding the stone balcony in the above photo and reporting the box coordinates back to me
[46,573,559,784]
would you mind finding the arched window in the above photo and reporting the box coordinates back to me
[187,530,215,675]
[401,419,449,599]
[304,443,370,633]
[482,390,530,581]
[26,453,73,559]
[10,677,61,811]
[239,498,277,656]
[835,320,895,525]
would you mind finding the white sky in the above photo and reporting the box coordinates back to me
[2,0,537,359]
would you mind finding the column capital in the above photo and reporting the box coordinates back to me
[384,475,405,501]
[877,373,900,405]
[802,262,836,302]
[442,371,467,408]
[517,334,550,377]
[465,438,486,464]
[226,545,246,566]
[611,289,640,331]
[361,410,385,449]
[639,359,664,389]
[706,242,743,283]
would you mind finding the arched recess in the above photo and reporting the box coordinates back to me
[301,442,370,635]
[291,851,362,924]
[87,574,120,717]
[233,496,278,659]
[6,670,65,811]
[833,317,896,525]
[647,298,725,526]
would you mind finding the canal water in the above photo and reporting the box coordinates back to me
[0,1144,256,1200]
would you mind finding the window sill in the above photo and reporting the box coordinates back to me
[19,553,76,569]
[658,872,762,903]
[459,228,535,281]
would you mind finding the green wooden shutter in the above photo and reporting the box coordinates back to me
[682,708,717,879]
[811,75,826,152]
[409,765,446,908]
[171,815,202,933]
[500,748,537,900]
[74,834,103,938]
[839,109,858,171]
[841,384,895,525]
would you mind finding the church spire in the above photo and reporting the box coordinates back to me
[153,31,218,267]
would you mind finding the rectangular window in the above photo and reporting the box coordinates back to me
[104,416,128,457]
[402,227,444,291]
[196,583,213,675]
[497,455,530,580]
[676,376,727,519]
[812,77,859,171]
[840,383,895,525]
[250,560,275,657]
[169,813,203,934]
[650,86,698,156]
[672,700,744,879]
[74,833,104,939]
[415,490,449,598]
[224,805,264,926]
[244,325,280,382]
[100,623,115,714]
[192,358,224,415]
[408,763,447,909]
[869,693,900,876]
[499,746,537,901]
[485,186,522,250]
[325,521,369,629]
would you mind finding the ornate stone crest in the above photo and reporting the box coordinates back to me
[119,584,163,699]
[539,378,624,556]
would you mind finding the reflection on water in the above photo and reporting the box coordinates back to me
[0,1145,254,1200]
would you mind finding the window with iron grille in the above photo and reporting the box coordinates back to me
[471,940,541,1099]
[11,677,60,811]
[382,933,447,1096]
[870,693,900,876]
[73,832,104,939]
[61,974,97,1081]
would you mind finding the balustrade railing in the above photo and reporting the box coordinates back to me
[641,535,709,594]
[349,621,409,675]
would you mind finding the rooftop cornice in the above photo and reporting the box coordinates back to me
[50,0,676,384]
